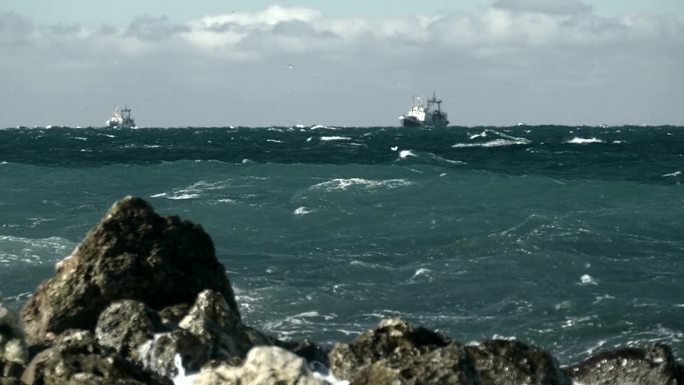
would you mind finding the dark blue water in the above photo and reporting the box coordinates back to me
[1,125,682,364]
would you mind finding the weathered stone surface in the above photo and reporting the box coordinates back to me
[330,318,451,380]
[350,343,480,385]
[20,329,172,385]
[95,299,166,361]
[276,338,331,367]
[192,346,325,385]
[21,196,238,345]
[0,302,27,365]
[564,343,683,385]
[0,377,21,385]
[179,290,274,364]
[465,339,572,385]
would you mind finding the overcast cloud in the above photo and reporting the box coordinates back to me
[1,1,682,127]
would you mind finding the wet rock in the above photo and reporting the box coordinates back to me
[22,196,238,345]
[276,338,331,367]
[95,299,165,361]
[138,329,209,378]
[192,346,325,385]
[564,343,683,385]
[20,329,172,385]
[0,377,21,385]
[329,318,450,380]
[350,343,480,385]
[465,339,572,385]
[179,290,274,364]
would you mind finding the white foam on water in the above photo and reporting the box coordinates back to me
[320,136,351,141]
[409,268,432,283]
[579,274,598,285]
[399,149,416,159]
[469,131,488,139]
[0,235,73,266]
[566,137,604,144]
[310,124,329,130]
[310,178,412,192]
[390,146,398,151]
[173,354,198,385]
[151,180,231,201]
[311,361,350,385]
[294,206,312,216]
[266,139,284,143]
[663,171,682,177]
[452,138,530,148]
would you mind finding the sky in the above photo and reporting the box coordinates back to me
[1,0,682,127]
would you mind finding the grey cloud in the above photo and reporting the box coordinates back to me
[125,16,188,41]
[492,0,592,15]
[0,12,33,46]
[1,6,682,127]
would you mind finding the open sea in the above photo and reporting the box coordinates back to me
[1,125,682,366]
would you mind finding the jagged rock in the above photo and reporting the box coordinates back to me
[0,378,21,385]
[20,329,172,385]
[350,343,480,385]
[95,299,166,361]
[276,338,331,367]
[465,339,572,385]
[179,290,274,364]
[564,344,683,385]
[192,346,325,385]
[330,319,471,383]
[0,302,27,365]
[21,196,238,345]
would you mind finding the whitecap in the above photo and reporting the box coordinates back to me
[662,171,682,177]
[469,131,487,140]
[310,124,328,130]
[320,136,351,141]
[409,268,432,282]
[579,274,597,285]
[294,206,311,216]
[399,150,416,159]
[390,146,398,151]
[166,193,200,200]
[566,137,604,144]
[452,139,529,148]
[310,178,412,192]
[266,139,284,143]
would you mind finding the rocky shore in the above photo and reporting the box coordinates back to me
[1,197,682,385]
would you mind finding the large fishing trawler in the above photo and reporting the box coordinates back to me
[399,93,449,128]
[106,106,136,128]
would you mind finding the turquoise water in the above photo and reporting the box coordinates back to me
[1,125,682,364]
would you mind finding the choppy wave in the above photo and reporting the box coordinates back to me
[310,178,413,191]
[566,137,604,144]
[0,235,73,267]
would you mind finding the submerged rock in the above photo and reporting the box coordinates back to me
[21,196,238,345]
[564,344,683,385]
[193,346,325,385]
